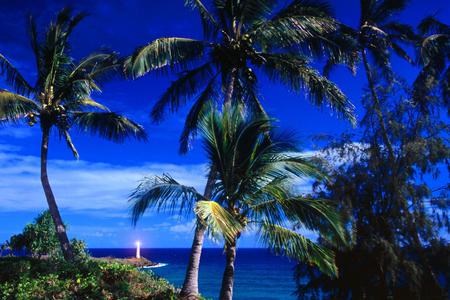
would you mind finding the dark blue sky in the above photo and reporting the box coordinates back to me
[0,0,448,248]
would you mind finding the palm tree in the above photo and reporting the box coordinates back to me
[130,104,346,300]
[127,1,355,296]
[413,16,450,112]
[127,0,356,153]
[0,8,146,260]
[329,0,415,162]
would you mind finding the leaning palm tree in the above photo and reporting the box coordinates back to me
[130,104,346,300]
[127,1,355,296]
[328,0,415,162]
[413,16,450,112]
[0,8,146,260]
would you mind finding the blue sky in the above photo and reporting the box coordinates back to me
[0,0,448,248]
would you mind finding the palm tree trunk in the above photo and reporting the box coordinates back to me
[179,222,206,299]
[180,166,216,299]
[361,50,395,163]
[219,238,237,300]
[224,68,237,105]
[362,50,403,236]
[40,125,74,261]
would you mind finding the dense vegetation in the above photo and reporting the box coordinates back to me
[0,211,177,300]
[290,0,450,298]
[5,211,87,260]
[0,257,176,300]
[296,81,449,299]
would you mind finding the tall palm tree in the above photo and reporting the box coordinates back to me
[127,1,355,296]
[0,8,146,260]
[329,0,415,162]
[413,16,450,112]
[130,104,346,300]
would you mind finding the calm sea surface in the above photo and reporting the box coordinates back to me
[89,248,297,300]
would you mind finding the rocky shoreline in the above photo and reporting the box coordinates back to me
[94,256,158,268]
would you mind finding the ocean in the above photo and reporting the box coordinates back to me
[89,248,298,300]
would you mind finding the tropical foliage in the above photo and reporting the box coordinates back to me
[8,211,62,259]
[130,104,347,299]
[127,0,356,153]
[7,211,89,261]
[323,0,417,164]
[413,16,450,111]
[296,78,449,299]
[0,257,176,300]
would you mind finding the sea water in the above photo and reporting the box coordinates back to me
[89,248,297,300]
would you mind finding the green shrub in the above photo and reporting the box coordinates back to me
[7,211,90,263]
[9,211,61,258]
[0,257,176,299]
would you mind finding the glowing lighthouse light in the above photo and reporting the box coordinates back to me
[136,240,141,259]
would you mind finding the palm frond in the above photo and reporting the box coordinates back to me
[250,0,337,49]
[65,10,88,38]
[28,15,42,80]
[179,73,220,154]
[184,0,218,38]
[260,154,326,181]
[56,52,121,103]
[64,98,110,111]
[259,223,337,277]
[70,52,121,82]
[254,197,346,243]
[370,0,409,23]
[0,53,33,96]
[441,66,450,104]
[383,21,417,42]
[73,112,147,142]
[0,90,39,121]
[128,38,208,78]
[389,41,413,63]
[367,44,394,81]
[238,0,276,26]
[302,25,359,72]
[418,34,449,66]
[260,53,356,125]
[62,129,79,159]
[195,200,243,242]
[53,7,88,42]
[151,63,214,122]
[39,8,87,94]
[418,16,450,35]
[129,174,204,225]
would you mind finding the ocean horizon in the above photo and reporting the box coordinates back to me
[89,248,297,300]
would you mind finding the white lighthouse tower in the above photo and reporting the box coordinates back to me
[136,241,141,259]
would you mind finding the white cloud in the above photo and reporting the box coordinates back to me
[69,225,119,238]
[0,127,34,139]
[0,144,207,212]
[169,219,196,233]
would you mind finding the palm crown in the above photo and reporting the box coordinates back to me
[130,103,346,276]
[338,0,416,78]
[413,16,450,110]
[0,8,146,153]
[127,0,356,153]
[0,8,147,260]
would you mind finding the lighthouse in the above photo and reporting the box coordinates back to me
[136,241,141,259]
